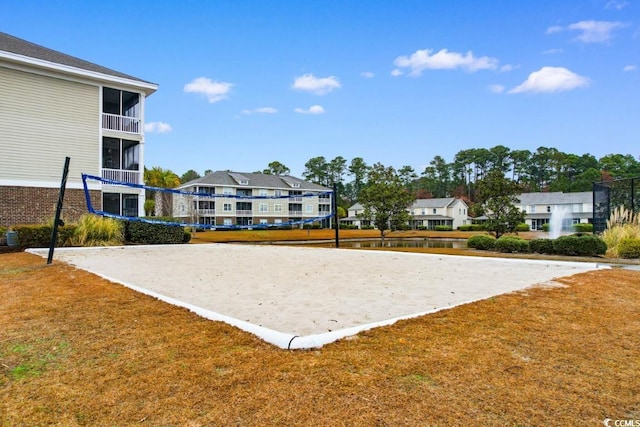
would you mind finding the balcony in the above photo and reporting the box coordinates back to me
[102,113,141,134]
[236,210,253,216]
[102,169,141,185]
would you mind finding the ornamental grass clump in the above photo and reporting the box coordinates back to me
[71,214,124,247]
[617,238,640,259]
[601,206,640,257]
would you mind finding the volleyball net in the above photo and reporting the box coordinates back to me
[81,174,334,230]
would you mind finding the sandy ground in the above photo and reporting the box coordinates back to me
[28,244,603,349]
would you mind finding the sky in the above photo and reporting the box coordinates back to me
[1,1,638,178]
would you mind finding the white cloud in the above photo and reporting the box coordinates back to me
[184,77,233,103]
[361,71,375,78]
[393,48,498,75]
[488,84,505,94]
[542,48,564,55]
[545,25,564,35]
[241,107,278,115]
[547,20,627,43]
[623,65,637,72]
[605,0,629,10]
[500,64,518,72]
[391,69,403,77]
[291,74,341,95]
[509,66,589,94]
[144,121,172,133]
[294,105,325,114]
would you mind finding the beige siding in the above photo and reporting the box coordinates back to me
[0,66,99,185]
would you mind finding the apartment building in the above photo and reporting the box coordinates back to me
[173,171,333,228]
[0,32,157,227]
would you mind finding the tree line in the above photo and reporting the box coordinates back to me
[148,145,639,215]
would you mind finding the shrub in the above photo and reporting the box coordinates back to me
[123,221,186,245]
[467,235,495,250]
[417,226,428,230]
[541,223,550,232]
[553,234,607,257]
[494,236,529,253]
[618,238,640,259]
[435,225,452,231]
[459,224,486,231]
[11,224,76,248]
[515,223,530,232]
[183,231,192,243]
[71,214,124,246]
[529,238,555,254]
[361,225,374,230]
[572,223,593,233]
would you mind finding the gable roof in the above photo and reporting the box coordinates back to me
[0,32,157,95]
[181,171,331,191]
[348,198,467,211]
[413,198,460,209]
[517,191,592,206]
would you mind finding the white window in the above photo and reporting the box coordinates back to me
[306,205,313,213]
[274,219,282,224]
[259,189,268,197]
[274,190,282,197]
[422,209,426,215]
[224,203,232,212]
[547,206,551,213]
[259,203,268,212]
[260,219,268,225]
[530,205,536,213]
[223,187,233,195]
[274,204,283,212]
[223,218,232,226]
[433,208,437,214]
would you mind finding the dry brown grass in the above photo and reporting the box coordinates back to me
[2,248,640,425]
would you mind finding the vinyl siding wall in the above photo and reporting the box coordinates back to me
[0,66,99,187]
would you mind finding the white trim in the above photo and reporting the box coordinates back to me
[0,179,94,190]
[0,51,157,95]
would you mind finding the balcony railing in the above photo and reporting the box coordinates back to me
[289,210,303,216]
[102,169,141,184]
[102,113,141,134]
[236,210,253,216]
[197,209,216,216]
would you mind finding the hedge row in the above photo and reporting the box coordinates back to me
[468,233,607,257]
[457,224,486,231]
[10,224,77,248]
[540,223,594,233]
[8,220,190,247]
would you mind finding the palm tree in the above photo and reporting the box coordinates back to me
[144,166,181,217]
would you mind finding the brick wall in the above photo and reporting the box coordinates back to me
[0,186,100,228]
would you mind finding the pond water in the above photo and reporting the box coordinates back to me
[306,238,467,249]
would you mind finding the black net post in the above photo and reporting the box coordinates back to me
[332,183,339,248]
[47,157,70,264]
